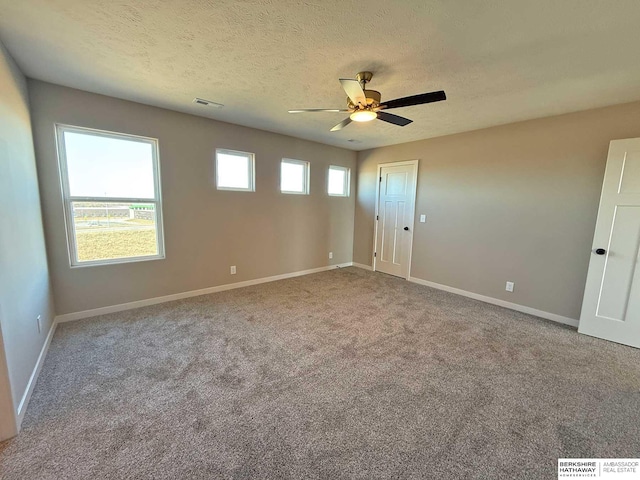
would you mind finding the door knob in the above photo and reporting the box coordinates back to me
[404,227,409,231]
[595,248,606,255]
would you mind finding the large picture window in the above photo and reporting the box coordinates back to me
[56,125,165,267]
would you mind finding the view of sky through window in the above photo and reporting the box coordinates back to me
[328,167,347,196]
[281,161,307,193]
[64,131,155,198]
[216,151,251,189]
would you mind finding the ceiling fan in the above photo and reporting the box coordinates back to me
[288,71,446,131]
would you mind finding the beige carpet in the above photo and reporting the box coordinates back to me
[1,267,639,479]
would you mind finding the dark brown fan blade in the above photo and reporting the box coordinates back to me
[380,91,446,110]
[330,117,352,132]
[377,111,412,127]
[288,109,349,113]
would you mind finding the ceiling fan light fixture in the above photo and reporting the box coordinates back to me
[288,71,446,132]
[350,110,377,122]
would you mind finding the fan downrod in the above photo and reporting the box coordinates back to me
[356,71,373,86]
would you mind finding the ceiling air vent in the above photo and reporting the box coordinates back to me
[193,97,224,108]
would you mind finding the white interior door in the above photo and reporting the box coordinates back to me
[374,161,417,278]
[579,138,640,348]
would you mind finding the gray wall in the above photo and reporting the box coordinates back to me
[29,81,357,315]
[0,43,55,439]
[354,101,640,320]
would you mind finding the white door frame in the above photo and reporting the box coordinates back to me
[372,159,419,280]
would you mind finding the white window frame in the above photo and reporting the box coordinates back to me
[327,165,351,197]
[280,158,310,195]
[55,124,165,268]
[215,148,256,192]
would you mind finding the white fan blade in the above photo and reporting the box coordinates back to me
[288,109,348,113]
[339,79,367,107]
[330,117,352,132]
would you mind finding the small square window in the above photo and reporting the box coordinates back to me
[216,149,255,191]
[328,165,350,197]
[281,159,309,195]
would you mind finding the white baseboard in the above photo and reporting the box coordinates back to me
[55,263,354,324]
[16,320,57,427]
[408,276,579,328]
[351,262,373,271]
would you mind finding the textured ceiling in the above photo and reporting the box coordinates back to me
[1,1,640,150]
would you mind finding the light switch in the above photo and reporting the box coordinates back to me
[419,214,426,223]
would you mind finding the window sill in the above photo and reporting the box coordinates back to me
[70,254,166,269]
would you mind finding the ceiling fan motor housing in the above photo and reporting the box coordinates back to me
[364,90,381,105]
[348,90,381,109]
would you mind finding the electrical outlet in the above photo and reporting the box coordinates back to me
[230,266,236,275]
[420,214,426,223]
[36,315,42,333]
[506,281,514,293]
[329,252,333,259]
